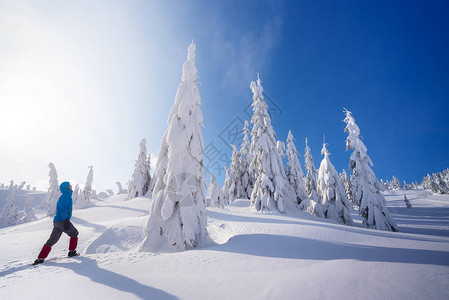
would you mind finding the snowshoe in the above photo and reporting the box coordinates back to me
[68,250,80,257]
[33,258,44,266]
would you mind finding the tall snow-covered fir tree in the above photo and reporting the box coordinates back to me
[344,109,399,232]
[248,75,289,212]
[239,120,252,199]
[317,143,353,225]
[77,166,94,209]
[42,163,60,216]
[140,42,207,252]
[128,139,152,199]
[285,130,307,204]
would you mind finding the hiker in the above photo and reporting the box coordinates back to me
[33,181,79,265]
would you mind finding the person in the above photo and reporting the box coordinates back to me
[33,181,79,265]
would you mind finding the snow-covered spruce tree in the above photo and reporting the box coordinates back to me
[433,173,449,194]
[18,181,26,190]
[403,194,412,209]
[317,143,353,225]
[42,163,60,217]
[0,189,20,227]
[77,166,94,209]
[392,176,402,189]
[22,194,36,223]
[139,42,207,252]
[128,139,152,200]
[228,145,243,203]
[239,120,252,199]
[222,166,231,203]
[340,169,354,203]
[344,109,398,231]
[209,172,224,208]
[116,182,126,194]
[304,138,318,199]
[285,130,307,205]
[248,76,289,212]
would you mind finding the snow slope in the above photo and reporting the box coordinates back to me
[1,190,449,299]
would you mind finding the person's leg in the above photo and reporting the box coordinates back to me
[64,220,79,255]
[36,222,64,262]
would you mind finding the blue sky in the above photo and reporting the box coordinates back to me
[0,0,448,192]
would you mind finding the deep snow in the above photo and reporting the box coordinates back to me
[1,190,449,299]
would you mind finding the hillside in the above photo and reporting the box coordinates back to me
[1,190,448,299]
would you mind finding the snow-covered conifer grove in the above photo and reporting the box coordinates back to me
[139,42,207,252]
[344,109,399,231]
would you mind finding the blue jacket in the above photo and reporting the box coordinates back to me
[54,182,73,222]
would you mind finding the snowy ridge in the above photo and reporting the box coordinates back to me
[1,190,449,299]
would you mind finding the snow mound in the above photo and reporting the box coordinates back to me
[86,225,143,254]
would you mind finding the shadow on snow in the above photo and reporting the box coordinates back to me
[206,233,449,267]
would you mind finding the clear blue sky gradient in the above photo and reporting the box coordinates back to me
[0,0,448,191]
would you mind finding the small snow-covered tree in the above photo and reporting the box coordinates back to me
[128,139,152,199]
[304,138,318,198]
[77,166,94,209]
[22,194,36,223]
[42,163,60,217]
[18,181,26,190]
[209,172,224,208]
[140,42,207,252]
[392,176,402,189]
[403,194,412,209]
[340,169,354,203]
[317,143,353,225]
[222,166,231,203]
[248,75,289,212]
[116,182,126,194]
[344,109,398,231]
[239,120,252,199]
[285,130,307,204]
[106,189,114,196]
[0,189,20,227]
[228,145,243,203]
[26,184,30,191]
